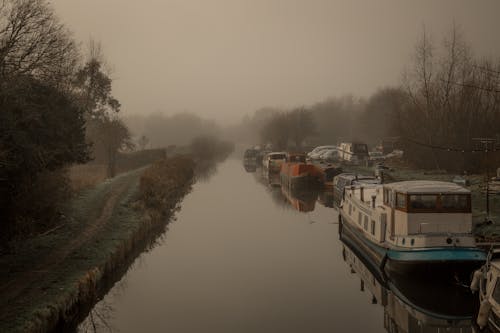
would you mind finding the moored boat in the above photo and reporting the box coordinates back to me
[280,152,324,190]
[339,180,486,282]
[263,152,286,173]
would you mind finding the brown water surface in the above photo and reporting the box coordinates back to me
[78,158,473,333]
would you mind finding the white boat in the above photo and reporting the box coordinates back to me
[337,142,369,165]
[471,249,500,331]
[339,180,486,281]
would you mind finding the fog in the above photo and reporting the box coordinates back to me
[52,0,500,125]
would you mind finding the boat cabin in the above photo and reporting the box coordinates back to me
[382,181,472,237]
[342,180,475,249]
[337,142,369,164]
[286,152,307,163]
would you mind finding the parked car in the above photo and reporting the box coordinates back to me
[309,147,337,160]
[318,149,339,162]
[385,149,404,159]
[452,175,470,186]
[307,145,337,159]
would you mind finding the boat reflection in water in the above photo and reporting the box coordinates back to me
[280,182,319,212]
[317,190,334,208]
[341,231,474,333]
[243,159,257,172]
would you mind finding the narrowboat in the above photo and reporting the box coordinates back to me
[263,152,286,173]
[339,180,486,282]
[341,237,474,333]
[280,152,324,190]
[332,173,380,207]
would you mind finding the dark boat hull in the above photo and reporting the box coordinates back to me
[339,214,485,283]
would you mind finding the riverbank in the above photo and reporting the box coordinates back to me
[0,156,195,332]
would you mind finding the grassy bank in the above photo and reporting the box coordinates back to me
[0,156,195,332]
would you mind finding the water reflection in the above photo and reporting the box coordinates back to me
[341,232,474,333]
[76,159,478,333]
[243,160,257,172]
[281,185,319,212]
[253,166,321,212]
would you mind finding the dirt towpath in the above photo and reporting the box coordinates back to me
[0,168,144,332]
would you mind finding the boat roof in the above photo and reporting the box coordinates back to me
[383,181,470,194]
[268,152,286,156]
[336,173,377,180]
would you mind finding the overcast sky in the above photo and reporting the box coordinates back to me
[52,0,500,125]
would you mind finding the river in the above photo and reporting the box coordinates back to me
[78,158,475,333]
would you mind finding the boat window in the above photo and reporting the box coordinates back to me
[409,195,438,210]
[364,215,368,230]
[493,279,500,305]
[358,212,362,225]
[288,155,305,163]
[270,154,286,160]
[371,220,375,235]
[396,193,406,210]
[441,194,469,211]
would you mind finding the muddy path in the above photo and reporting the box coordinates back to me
[0,168,143,331]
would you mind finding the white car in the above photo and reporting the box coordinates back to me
[318,149,338,162]
[308,146,337,159]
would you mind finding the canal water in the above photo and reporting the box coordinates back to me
[78,158,474,333]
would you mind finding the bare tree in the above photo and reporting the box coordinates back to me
[0,0,78,85]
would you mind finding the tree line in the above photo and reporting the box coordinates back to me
[0,0,131,243]
[234,25,499,173]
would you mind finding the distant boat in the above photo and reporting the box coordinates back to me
[280,152,324,190]
[337,142,369,165]
[339,180,486,282]
[263,152,287,173]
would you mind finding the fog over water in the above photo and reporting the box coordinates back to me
[52,0,500,124]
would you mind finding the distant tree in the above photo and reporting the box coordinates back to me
[73,41,132,176]
[287,107,316,148]
[357,88,407,143]
[399,24,500,172]
[260,112,290,150]
[137,135,150,150]
[73,41,121,119]
[87,117,134,177]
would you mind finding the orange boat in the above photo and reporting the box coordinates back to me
[280,153,324,190]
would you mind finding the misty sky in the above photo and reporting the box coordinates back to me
[52,0,500,125]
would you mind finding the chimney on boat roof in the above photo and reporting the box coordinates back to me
[371,194,376,208]
[360,186,364,202]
